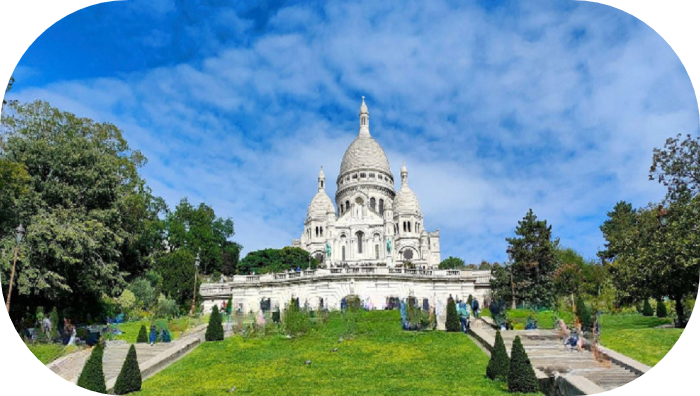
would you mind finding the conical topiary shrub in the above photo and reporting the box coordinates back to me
[205,305,224,341]
[657,299,668,318]
[77,343,106,393]
[114,344,142,395]
[445,296,460,332]
[487,330,510,381]
[508,336,539,394]
[136,325,148,343]
[642,299,654,317]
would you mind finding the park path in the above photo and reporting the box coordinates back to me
[471,319,650,394]
[48,324,208,392]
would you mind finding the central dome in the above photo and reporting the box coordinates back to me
[339,135,392,176]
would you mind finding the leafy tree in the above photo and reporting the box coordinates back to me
[0,159,30,233]
[2,76,14,106]
[642,299,654,317]
[438,256,465,269]
[445,296,460,332]
[508,336,538,393]
[50,307,59,340]
[465,263,478,270]
[478,260,492,270]
[238,247,316,274]
[0,101,164,322]
[77,343,106,393]
[155,249,200,314]
[650,133,700,201]
[575,295,592,331]
[127,278,157,309]
[489,263,512,307]
[205,305,224,341]
[598,201,637,263]
[118,290,137,313]
[114,344,142,394]
[136,325,148,343]
[486,330,509,381]
[154,295,180,319]
[164,198,237,275]
[506,209,560,309]
[553,249,585,311]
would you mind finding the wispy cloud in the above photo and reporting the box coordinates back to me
[6,0,699,263]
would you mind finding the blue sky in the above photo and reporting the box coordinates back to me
[5,0,699,264]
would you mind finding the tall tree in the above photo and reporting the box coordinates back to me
[155,249,200,314]
[0,100,163,322]
[650,133,700,200]
[238,247,315,275]
[598,201,636,263]
[506,209,560,309]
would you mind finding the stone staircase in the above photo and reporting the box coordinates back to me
[497,330,641,392]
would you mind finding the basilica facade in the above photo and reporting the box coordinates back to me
[292,98,441,268]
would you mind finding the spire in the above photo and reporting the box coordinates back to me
[359,96,370,137]
[318,166,326,191]
[401,161,408,185]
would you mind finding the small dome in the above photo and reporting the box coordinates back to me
[307,191,335,219]
[393,185,422,215]
[339,135,392,175]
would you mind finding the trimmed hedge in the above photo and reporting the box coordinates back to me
[205,305,224,341]
[657,300,668,318]
[114,345,142,395]
[77,343,106,393]
[136,325,148,343]
[486,330,510,381]
[445,296,460,332]
[642,299,654,317]
[508,336,538,394]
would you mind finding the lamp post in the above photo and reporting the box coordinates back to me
[190,248,201,316]
[5,224,25,313]
[506,246,516,310]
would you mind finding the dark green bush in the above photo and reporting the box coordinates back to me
[114,345,142,394]
[77,343,106,393]
[205,305,224,341]
[346,295,362,311]
[486,330,510,381]
[136,325,148,343]
[226,295,233,316]
[445,296,460,332]
[50,307,60,340]
[642,299,654,317]
[282,299,314,336]
[508,336,539,394]
[657,300,668,318]
[272,310,281,323]
[575,295,592,331]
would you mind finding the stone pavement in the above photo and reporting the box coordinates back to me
[471,320,649,394]
[48,323,208,392]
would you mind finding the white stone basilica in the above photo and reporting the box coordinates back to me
[292,98,441,268]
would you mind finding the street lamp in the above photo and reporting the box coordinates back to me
[5,224,25,313]
[190,248,201,316]
[506,246,516,310]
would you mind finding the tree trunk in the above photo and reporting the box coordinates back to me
[675,298,686,328]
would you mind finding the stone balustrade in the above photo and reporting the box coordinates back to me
[201,268,492,297]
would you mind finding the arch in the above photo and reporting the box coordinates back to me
[370,197,376,211]
[379,199,384,215]
[356,231,364,254]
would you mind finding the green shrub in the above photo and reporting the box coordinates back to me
[128,278,157,309]
[575,296,592,331]
[642,299,654,317]
[114,344,142,394]
[118,289,137,312]
[136,325,148,343]
[445,296,460,332]
[508,336,538,394]
[154,295,180,319]
[272,310,281,323]
[50,307,60,340]
[486,330,510,381]
[77,343,106,393]
[226,295,233,316]
[205,305,224,341]
[283,299,314,336]
[346,295,362,311]
[657,300,668,318]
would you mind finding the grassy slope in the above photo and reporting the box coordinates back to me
[117,316,209,343]
[599,314,682,366]
[136,310,537,396]
[27,344,80,364]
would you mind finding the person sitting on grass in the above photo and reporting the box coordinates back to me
[149,324,157,346]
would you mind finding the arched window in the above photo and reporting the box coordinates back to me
[375,244,379,259]
[416,223,420,233]
[370,197,376,211]
[345,201,350,212]
[315,227,319,237]
[340,205,344,215]
[403,222,407,232]
[408,222,411,232]
[403,249,413,260]
[320,227,323,237]
[356,231,364,254]
[342,246,346,261]
[379,199,384,215]
[321,180,324,188]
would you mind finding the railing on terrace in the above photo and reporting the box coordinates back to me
[288,272,301,279]
[274,274,287,280]
[446,270,460,276]
[246,275,260,282]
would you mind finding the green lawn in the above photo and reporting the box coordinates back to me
[599,314,682,366]
[26,343,80,364]
[135,310,538,396]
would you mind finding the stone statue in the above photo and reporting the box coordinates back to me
[386,238,392,253]
[326,241,331,258]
